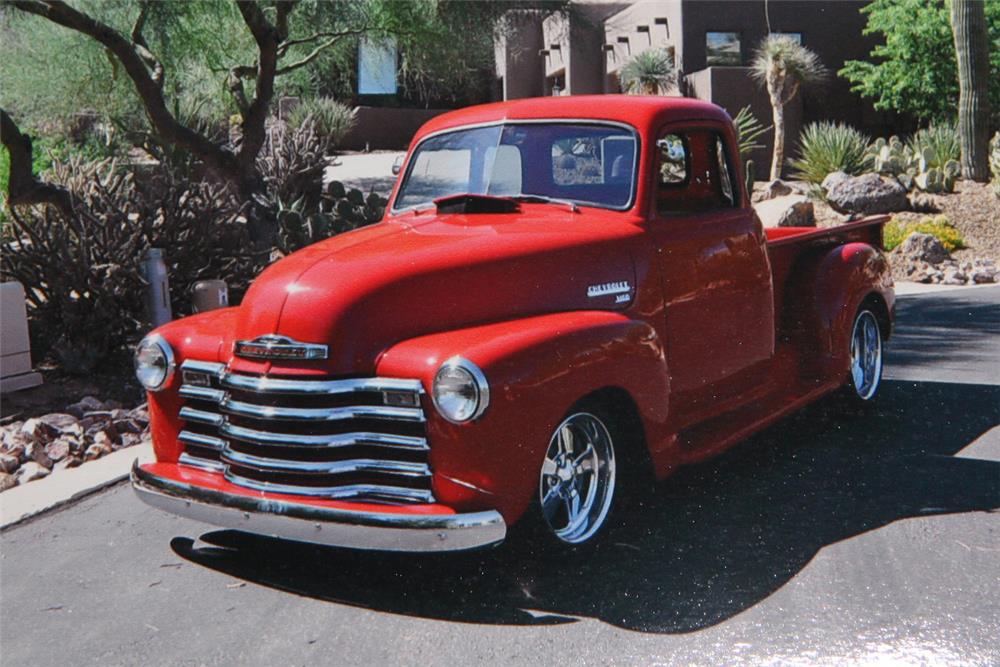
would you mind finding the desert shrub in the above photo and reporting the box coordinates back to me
[906,124,960,170]
[884,215,966,253]
[287,97,356,148]
[789,122,871,184]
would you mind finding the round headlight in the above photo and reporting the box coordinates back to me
[432,356,489,423]
[134,334,175,391]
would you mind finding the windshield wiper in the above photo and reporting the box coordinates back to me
[510,194,579,213]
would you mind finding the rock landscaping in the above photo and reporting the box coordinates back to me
[0,396,149,492]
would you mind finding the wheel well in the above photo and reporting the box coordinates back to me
[573,386,653,474]
[860,292,892,341]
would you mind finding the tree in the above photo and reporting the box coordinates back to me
[619,50,676,96]
[750,35,828,180]
[3,0,391,244]
[840,0,1000,125]
[950,0,991,181]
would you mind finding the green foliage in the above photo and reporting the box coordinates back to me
[287,98,357,147]
[906,124,961,170]
[750,35,828,91]
[884,215,966,252]
[732,106,770,162]
[840,0,1000,123]
[620,50,676,95]
[789,122,871,184]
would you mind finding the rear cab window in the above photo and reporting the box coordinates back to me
[655,128,740,215]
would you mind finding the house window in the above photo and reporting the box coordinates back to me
[705,32,741,66]
[358,37,398,95]
[774,32,803,44]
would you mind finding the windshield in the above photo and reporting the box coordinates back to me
[393,123,638,212]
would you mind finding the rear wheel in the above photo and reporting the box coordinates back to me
[844,308,883,404]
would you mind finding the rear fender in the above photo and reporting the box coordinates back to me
[376,310,670,524]
[787,242,893,382]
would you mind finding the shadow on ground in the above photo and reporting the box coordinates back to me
[170,379,999,633]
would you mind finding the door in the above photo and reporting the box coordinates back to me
[647,126,774,424]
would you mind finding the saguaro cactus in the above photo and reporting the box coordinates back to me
[949,0,991,181]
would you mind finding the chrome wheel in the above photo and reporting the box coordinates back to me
[849,310,882,401]
[538,412,616,545]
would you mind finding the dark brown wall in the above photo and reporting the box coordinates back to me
[341,107,450,151]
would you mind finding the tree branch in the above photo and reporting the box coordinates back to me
[1,108,74,217]
[9,1,239,183]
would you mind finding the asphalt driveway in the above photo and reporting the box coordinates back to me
[2,286,997,666]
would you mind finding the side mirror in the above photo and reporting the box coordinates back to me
[391,154,404,176]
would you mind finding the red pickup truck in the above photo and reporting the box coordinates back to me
[132,96,893,552]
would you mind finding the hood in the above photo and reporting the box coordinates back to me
[229,208,640,375]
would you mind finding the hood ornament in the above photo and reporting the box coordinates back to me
[234,335,328,361]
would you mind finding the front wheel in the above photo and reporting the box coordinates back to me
[844,308,883,404]
[538,411,617,545]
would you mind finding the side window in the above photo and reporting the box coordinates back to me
[656,129,739,215]
[657,134,688,186]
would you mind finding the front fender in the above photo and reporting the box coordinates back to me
[376,310,670,524]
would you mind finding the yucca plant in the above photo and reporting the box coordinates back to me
[620,50,676,96]
[733,105,770,162]
[288,97,357,148]
[751,35,828,179]
[907,124,961,170]
[789,122,871,184]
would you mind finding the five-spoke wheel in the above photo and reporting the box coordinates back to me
[538,412,616,545]
[848,308,883,401]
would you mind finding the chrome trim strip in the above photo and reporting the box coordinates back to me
[223,469,435,503]
[179,385,226,402]
[179,407,225,426]
[220,422,428,451]
[433,356,490,424]
[220,448,431,477]
[178,430,225,451]
[180,360,226,376]
[178,452,226,473]
[178,360,425,396]
[219,398,425,423]
[131,461,506,552]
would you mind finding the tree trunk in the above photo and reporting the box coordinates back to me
[950,0,991,181]
[769,94,785,181]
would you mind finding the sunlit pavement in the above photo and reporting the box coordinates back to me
[1,287,997,666]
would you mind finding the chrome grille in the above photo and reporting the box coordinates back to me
[176,360,434,503]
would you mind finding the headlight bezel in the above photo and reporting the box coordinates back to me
[134,333,176,392]
[431,356,490,424]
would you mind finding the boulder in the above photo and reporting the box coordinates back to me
[753,195,816,228]
[25,441,53,469]
[44,437,74,463]
[899,232,950,265]
[0,472,17,492]
[827,173,909,214]
[0,452,19,474]
[66,396,107,418]
[84,442,112,461]
[762,179,793,200]
[970,260,998,284]
[822,171,851,193]
[15,461,50,484]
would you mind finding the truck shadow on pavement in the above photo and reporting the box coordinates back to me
[170,380,1000,633]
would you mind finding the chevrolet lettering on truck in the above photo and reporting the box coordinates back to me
[131,96,894,552]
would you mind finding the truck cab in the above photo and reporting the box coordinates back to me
[132,96,894,552]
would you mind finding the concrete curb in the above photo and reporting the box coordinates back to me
[894,281,997,296]
[1,441,154,529]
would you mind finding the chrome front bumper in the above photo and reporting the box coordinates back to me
[131,462,507,552]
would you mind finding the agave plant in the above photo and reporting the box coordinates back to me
[620,50,676,96]
[789,122,871,184]
[750,35,828,180]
